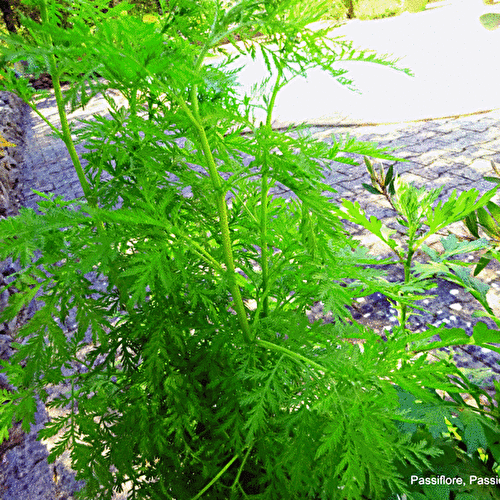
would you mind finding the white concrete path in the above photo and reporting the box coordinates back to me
[214,0,500,126]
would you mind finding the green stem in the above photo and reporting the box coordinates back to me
[256,339,329,375]
[191,453,239,500]
[230,444,253,496]
[179,234,225,273]
[39,0,95,207]
[50,22,251,341]
[27,101,64,140]
[397,244,414,331]
[260,171,270,319]
[266,67,282,130]
[178,89,252,344]
[260,67,283,320]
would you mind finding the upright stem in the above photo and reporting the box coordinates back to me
[39,0,95,207]
[260,67,283,319]
[186,29,253,343]
[184,85,253,344]
[397,243,415,330]
[260,169,270,318]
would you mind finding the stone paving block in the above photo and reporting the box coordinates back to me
[358,203,394,221]
[450,146,495,162]
[460,122,492,133]
[453,165,498,184]
[403,142,450,154]
[410,150,447,166]
[438,221,473,242]
[465,128,500,143]
[351,232,394,257]
[330,191,357,204]
[427,120,462,133]
[438,129,474,143]
[482,138,500,152]
[417,119,447,130]
[417,163,456,181]
[440,141,469,153]
[466,158,499,179]
[386,133,428,148]
[328,162,365,177]
[389,148,423,160]
[337,178,368,193]
[401,129,440,142]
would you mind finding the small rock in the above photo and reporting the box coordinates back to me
[0,289,9,309]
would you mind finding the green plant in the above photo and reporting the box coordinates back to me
[480,12,500,30]
[320,0,405,21]
[463,161,500,272]
[340,159,500,498]
[1,1,500,500]
[355,0,402,20]
[342,157,498,330]
[402,0,428,14]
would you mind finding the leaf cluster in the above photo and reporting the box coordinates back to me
[1,1,500,500]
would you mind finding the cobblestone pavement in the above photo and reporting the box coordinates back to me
[4,84,500,499]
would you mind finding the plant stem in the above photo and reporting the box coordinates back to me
[39,0,95,208]
[26,102,64,140]
[256,339,328,375]
[230,444,253,496]
[260,173,270,318]
[259,67,282,319]
[266,67,282,130]
[396,224,418,331]
[191,453,239,500]
[180,87,252,344]
[78,38,253,340]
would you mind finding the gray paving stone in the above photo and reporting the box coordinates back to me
[330,167,365,181]
[440,141,470,153]
[402,141,448,154]
[403,129,440,141]
[482,138,500,152]
[337,179,367,192]
[464,128,500,144]
[417,163,456,181]
[410,149,448,166]
[450,146,495,161]
[460,122,491,133]
[440,174,473,189]
[384,134,425,148]
[440,129,476,143]
[427,120,462,133]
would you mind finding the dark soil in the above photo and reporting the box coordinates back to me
[28,73,70,90]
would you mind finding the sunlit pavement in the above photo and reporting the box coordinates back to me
[212,0,500,127]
